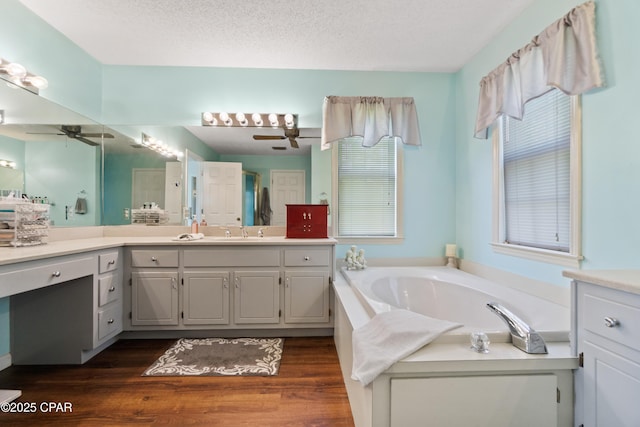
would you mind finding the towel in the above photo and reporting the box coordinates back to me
[260,187,272,225]
[351,309,462,386]
[172,233,204,241]
[74,197,87,214]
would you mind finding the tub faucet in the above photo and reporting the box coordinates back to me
[486,302,548,354]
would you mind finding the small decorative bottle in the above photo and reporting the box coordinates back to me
[200,215,207,227]
[191,215,199,233]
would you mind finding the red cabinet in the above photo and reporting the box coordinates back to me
[286,204,328,238]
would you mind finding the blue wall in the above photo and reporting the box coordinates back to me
[455,0,640,286]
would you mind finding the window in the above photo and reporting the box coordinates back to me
[333,137,402,240]
[492,88,582,267]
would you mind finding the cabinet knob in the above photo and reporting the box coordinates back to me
[304,256,310,261]
[107,319,114,324]
[52,271,61,278]
[151,256,158,262]
[604,316,620,328]
[108,286,116,292]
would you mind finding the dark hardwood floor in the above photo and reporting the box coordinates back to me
[0,337,355,426]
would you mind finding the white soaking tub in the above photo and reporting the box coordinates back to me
[332,265,578,427]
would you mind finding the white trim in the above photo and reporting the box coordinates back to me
[0,352,11,371]
[491,95,583,266]
[490,242,582,268]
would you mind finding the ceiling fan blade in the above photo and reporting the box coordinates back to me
[26,132,65,135]
[78,132,115,139]
[253,135,286,140]
[289,138,299,149]
[75,136,99,146]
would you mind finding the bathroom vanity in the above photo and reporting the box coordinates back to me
[564,270,640,427]
[0,234,336,367]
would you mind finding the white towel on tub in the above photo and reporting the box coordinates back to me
[351,309,462,386]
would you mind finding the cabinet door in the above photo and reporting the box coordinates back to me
[183,271,230,325]
[233,270,280,324]
[583,341,640,427]
[284,270,330,323]
[131,271,179,326]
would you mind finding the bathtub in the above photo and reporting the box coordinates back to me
[334,265,577,427]
[341,266,570,343]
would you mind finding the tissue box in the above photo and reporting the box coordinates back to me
[286,204,328,238]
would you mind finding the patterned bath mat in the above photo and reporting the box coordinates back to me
[142,338,284,377]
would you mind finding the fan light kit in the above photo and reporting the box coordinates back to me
[0,56,48,94]
[201,112,297,129]
[140,132,183,159]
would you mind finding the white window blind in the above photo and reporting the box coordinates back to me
[502,88,571,252]
[337,137,397,237]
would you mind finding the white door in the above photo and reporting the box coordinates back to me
[201,162,242,226]
[271,170,305,226]
[132,168,165,210]
[164,162,182,224]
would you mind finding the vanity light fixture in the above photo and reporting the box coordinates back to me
[0,159,16,169]
[0,110,4,124]
[0,56,48,94]
[201,112,298,129]
[141,132,183,159]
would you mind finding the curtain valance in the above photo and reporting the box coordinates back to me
[321,96,422,150]
[474,1,604,139]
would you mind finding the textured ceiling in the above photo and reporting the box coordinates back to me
[19,0,535,72]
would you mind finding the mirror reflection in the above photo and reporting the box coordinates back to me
[0,79,321,227]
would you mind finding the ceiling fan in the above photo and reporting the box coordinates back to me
[252,127,316,149]
[27,125,114,146]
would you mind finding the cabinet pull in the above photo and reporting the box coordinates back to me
[172,277,177,289]
[107,318,115,324]
[604,316,620,328]
[223,277,228,289]
[108,260,116,265]
[308,212,312,220]
[235,277,239,289]
[303,212,307,220]
[286,277,290,288]
[108,286,116,292]
[52,271,61,278]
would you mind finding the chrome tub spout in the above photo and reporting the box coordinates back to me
[486,302,548,354]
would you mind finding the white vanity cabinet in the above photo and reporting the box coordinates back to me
[5,248,122,364]
[129,249,179,326]
[284,248,331,324]
[124,241,335,333]
[567,271,640,427]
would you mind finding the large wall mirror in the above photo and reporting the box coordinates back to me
[0,77,321,227]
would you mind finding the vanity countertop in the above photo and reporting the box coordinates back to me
[563,269,640,296]
[0,236,338,266]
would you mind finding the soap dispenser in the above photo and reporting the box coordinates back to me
[200,215,207,227]
[191,215,199,233]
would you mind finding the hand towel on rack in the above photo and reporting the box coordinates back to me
[260,187,272,225]
[351,309,461,386]
[74,196,87,214]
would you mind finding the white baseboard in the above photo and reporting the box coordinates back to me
[0,353,11,371]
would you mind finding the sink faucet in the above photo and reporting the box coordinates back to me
[258,228,264,238]
[222,227,231,238]
[240,226,248,238]
[486,302,548,354]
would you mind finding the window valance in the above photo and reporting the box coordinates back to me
[474,1,604,139]
[321,96,422,150]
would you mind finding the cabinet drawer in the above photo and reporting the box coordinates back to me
[183,248,280,267]
[284,248,329,266]
[130,249,179,268]
[98,251,119,273]
[584,292,640,352]
[98,304,122,340]
[98,273,121,307]
[0,256,94,298]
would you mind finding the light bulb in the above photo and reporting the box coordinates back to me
[268,113,279,127]
[235,112,248,126]
[219,112,232,126]
[284,113,295,128]
[26,75,48,89]
[202,112,216,125]
[252,113,263,127]
[6,62,26,78]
